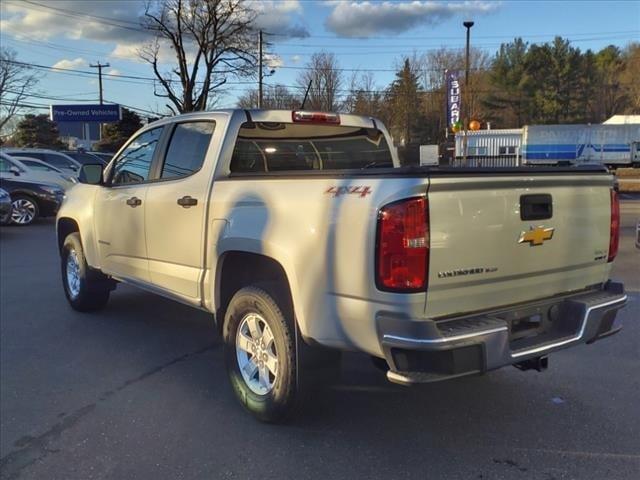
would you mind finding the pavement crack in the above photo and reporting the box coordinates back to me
[0,343,217,480]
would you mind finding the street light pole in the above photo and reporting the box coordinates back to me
[462,21,474,167]
[258,30,263,109]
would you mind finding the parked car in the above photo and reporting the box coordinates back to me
[57,109,627,421]
[0,188,12,225]
[1,148,81,176]
[0,152,76,190]
[61,150,107,166]
[1,177,64,225]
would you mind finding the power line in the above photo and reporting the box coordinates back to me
[3,90,105,102]
[267,29,640,40]
[2,60,261,85]
[17,0,145,32]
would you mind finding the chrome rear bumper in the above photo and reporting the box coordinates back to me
[378,282,627,385]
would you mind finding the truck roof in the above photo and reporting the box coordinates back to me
[146,109,382,131]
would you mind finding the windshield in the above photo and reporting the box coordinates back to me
[65,152,105,165]
[24,152,76,170]
[19,160,60,172]
[230,122,394,173]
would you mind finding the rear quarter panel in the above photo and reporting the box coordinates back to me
[209,175,430,355]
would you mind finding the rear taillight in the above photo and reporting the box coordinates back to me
[608,189,620,262]
[376,197,429,292]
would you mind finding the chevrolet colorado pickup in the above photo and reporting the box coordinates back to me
[56,109,627,421]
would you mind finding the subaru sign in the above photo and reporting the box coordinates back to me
[445,70,461,130]
[50,104,121,123]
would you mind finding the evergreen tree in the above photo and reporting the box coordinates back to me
[13,114,64,148]
[386,58,423,146]
[94,108,143,152]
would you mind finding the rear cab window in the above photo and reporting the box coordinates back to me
[230,122,393,173]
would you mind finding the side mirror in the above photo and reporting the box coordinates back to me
[9,166,20,176]
[78,164,104,185]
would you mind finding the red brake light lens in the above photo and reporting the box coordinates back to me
[608,188,620,262]
[292,111,340,124]
[376,197,429,291]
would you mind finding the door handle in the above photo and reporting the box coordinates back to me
[126,196,142,208]
[177,196,198,208]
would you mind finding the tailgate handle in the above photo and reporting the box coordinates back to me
[520,194,552,221]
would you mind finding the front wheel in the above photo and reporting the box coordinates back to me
[223,286,297,422]
[61,232,113,312]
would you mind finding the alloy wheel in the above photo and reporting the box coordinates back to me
[235,313,279,395]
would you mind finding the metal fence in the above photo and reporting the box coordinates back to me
[451,155,520,167]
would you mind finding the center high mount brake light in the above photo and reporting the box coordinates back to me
[292,111,340,124]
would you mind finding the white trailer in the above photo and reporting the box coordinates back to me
[522,124,640,167]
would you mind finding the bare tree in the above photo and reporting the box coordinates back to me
[0,48,39,134]
[343,71,385,119]
[237,84,300,109]
[296,52,343,112]
[140,0,258,114]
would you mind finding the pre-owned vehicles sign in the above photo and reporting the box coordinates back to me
[50,104,121,123]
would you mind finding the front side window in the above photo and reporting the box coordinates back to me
[20,160,57,172]
[161,122,215,179]
[112,128,162,185]
[42,153,76,170]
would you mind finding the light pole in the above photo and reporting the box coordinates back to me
[462,20,474,166]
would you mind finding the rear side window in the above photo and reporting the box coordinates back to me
[230,122,393,173]
[0,157,13,172]
[161,122,215,179]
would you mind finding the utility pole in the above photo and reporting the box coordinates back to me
[258,30,263,109]
[90,61,110,142]
[90,62,110,105]
[462,21,474,167]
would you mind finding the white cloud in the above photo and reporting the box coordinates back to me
[252,0,309,38]
[324,1,500,38]
[291,55,301,64]
[0,0,309,67]
[52,57,88,69]
[264,54,284,69]
[106,68,122,76]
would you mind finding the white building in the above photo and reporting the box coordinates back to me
[454,128,523,166]
[603,115,640,125]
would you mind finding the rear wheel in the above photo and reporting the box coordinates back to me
[61,233,112,311]
[223,286,297,422]
[10,195,38,226]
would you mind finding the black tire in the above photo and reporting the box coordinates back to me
[10,195,39,226]
[223,286,298,423]
[61,232,112,312]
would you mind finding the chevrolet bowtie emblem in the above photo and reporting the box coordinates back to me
[519,226,554,246]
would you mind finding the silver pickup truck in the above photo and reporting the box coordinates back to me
[56,109,627,421]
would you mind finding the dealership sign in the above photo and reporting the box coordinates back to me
[50,104,122,123]
[446,70,461,130]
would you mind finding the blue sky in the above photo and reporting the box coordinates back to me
[1,1,638,118]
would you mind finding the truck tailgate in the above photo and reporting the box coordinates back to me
[425,172,614,318]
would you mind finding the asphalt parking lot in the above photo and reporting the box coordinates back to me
[1,201,638,480]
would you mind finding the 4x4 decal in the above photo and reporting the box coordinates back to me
[324,186,372,198]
